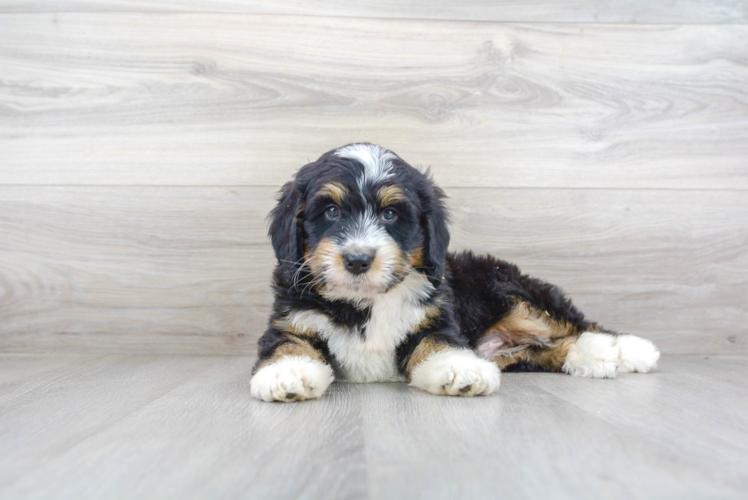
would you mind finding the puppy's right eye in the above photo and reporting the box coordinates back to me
[325,205,341,220]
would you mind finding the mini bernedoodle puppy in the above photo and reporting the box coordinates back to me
[250,143,661,402]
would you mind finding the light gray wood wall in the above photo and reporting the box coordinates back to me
[1,2,746,355]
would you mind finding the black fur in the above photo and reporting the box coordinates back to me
[445,250,604,348]
[415,173,450,287]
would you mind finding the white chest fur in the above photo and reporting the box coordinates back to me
[285,273,434,382]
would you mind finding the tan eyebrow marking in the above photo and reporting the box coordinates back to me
[377,185,406,207]
[315,182,348,204]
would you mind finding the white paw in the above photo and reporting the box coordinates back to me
[410,349,501,397]
[250,355,334,402]
[563,332,660,378]
[616,335,660,373]
[564,332,620,378]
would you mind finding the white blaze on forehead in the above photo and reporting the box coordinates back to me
[344,209,387,250]
[335,143,396,191]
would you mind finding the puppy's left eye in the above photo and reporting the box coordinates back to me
[381,208,397,222]
[325,205,341,220]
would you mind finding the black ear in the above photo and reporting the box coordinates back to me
[419,176,450,288]
[268,180,305,280]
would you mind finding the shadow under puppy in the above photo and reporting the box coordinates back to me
[251,143,660,402]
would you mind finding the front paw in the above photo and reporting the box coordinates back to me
[409,349,501,397]
[250,355,334,402]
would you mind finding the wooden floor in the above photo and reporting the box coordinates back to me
[2,354,747,499]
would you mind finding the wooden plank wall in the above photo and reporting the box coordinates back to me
[1,2,746,355]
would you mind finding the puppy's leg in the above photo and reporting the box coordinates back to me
[250,336,333,402]
[476,301,659,378]
[406,336,501,397]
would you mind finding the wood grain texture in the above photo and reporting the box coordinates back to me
[0,355,367,500]
[0,186,274,355]
[1,354,747,499]
[533,356,748,490]
[1,14,747,188]
[358,375,745,499]
[1,186,745,355]
[1,0,747,23]
[0,352,109,405]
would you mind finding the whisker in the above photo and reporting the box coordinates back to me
[300,276,325,296]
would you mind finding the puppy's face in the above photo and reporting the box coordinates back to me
[269,144,449,299]
[303,159,422,297]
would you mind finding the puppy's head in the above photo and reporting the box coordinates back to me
[269,143,449,299]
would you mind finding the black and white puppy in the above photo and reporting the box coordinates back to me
[250,143,660,402]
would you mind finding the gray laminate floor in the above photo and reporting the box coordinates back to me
[1,354,746,499]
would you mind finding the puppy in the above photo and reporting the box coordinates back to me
[250,143,660,402]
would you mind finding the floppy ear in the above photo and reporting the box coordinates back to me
[268,180,305,279]
[419,179,450,288]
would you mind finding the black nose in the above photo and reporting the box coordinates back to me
[344,253,374,275]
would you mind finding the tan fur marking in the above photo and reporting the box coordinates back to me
[532,336,580,371]
[412,304,441,334]
[315,182,348,205]
[368,247,384,276]
[406,337,450,381]
[586,323,605,333]
[425,304,440,319]
[484,301,581,347]
[407,246,424,268]
[479,301,586,371]
[377,185,406,207]
[490,346,533,370]
[488,337,579,371]
[272,317,319,339]
[366,239,409,283]
[305,237,339,275]
[254,336,325,373]
[304,238,342,292]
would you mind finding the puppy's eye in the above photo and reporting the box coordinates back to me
[381,208,397,222]
[325,205,341,220]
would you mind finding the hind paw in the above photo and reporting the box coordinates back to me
[564,333,660,378]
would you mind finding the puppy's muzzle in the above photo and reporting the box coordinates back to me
[344,252,374,275]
